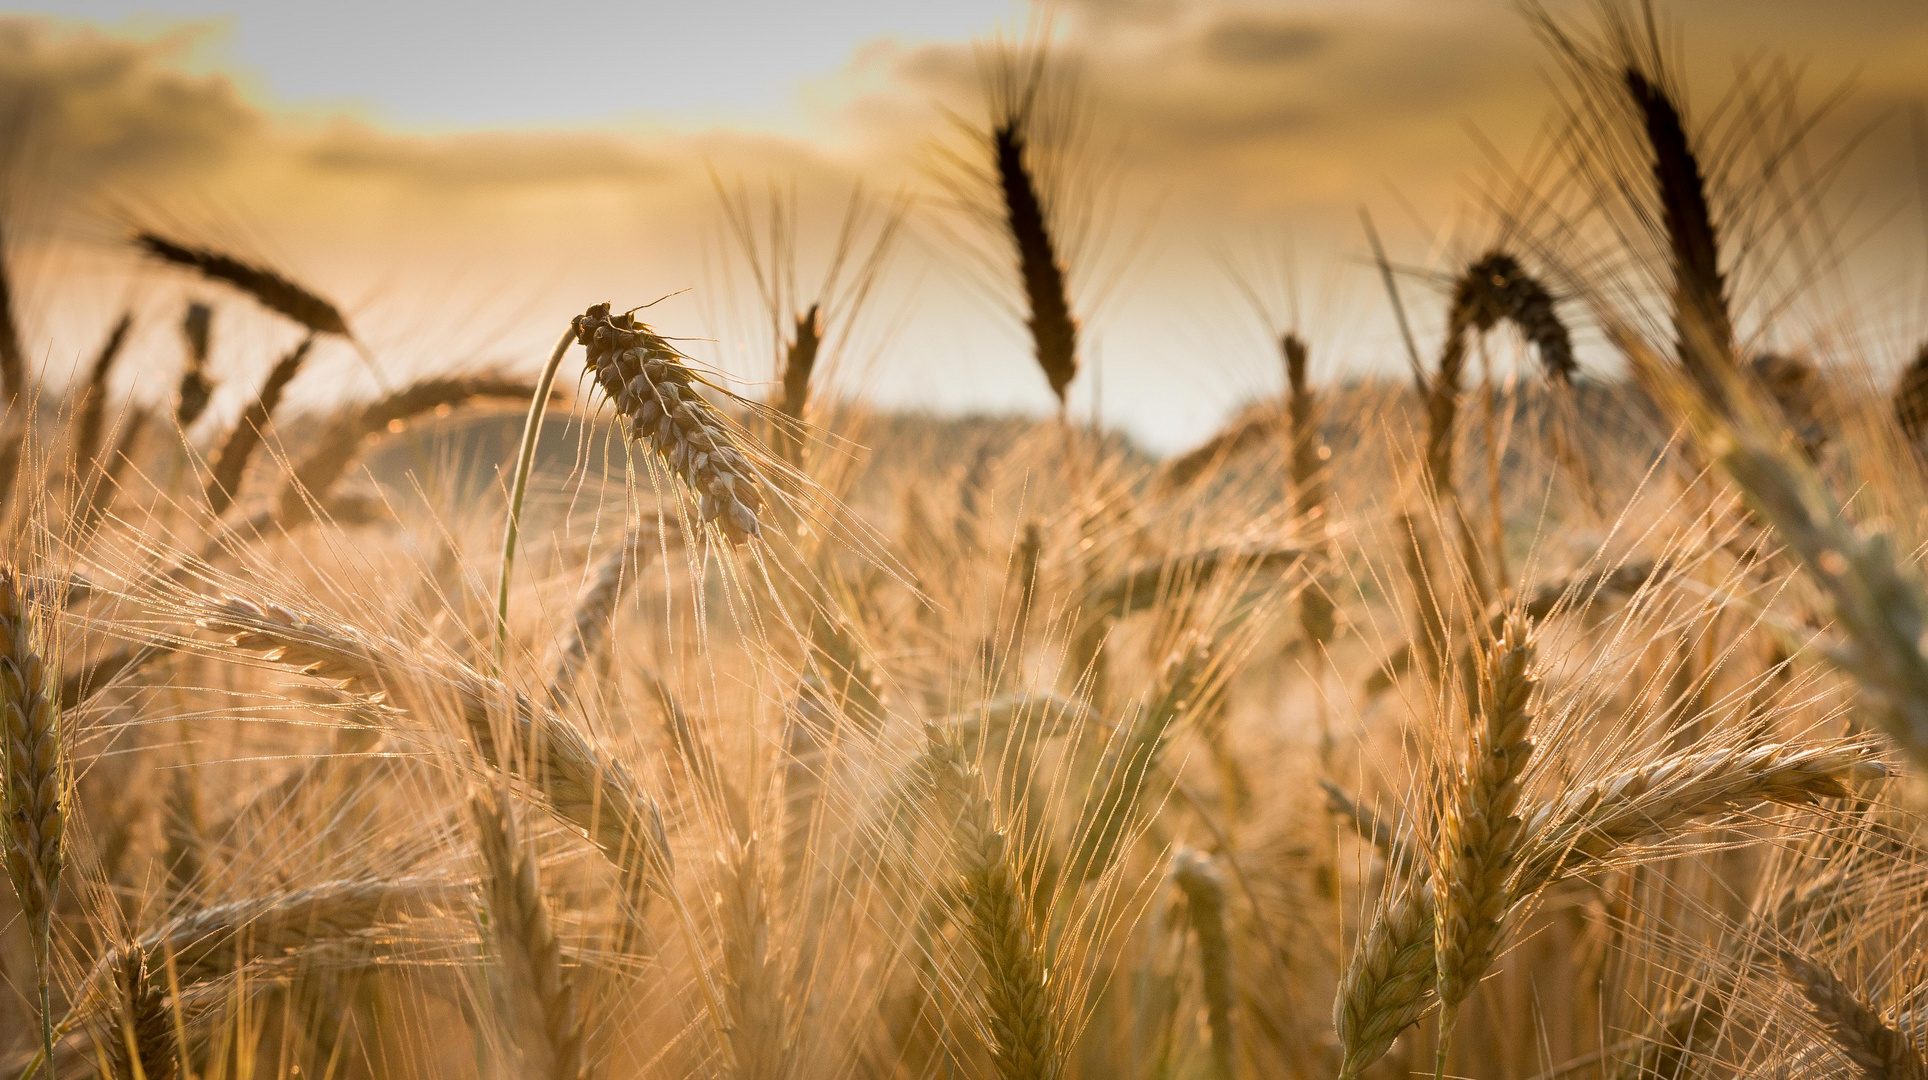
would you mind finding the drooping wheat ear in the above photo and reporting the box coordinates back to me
[101,947,179,1080]
[177,301,215,426]
[1623,68,1734,403]
[1515,740,1886,893]
[71,312,134,480]
[1335,878,1436,1080]
[1892,343,1928,464]
[1779,951,1926,1080]
[994,106,1078,407]
[547,528,648,695]
[278,372,541,523]
[924,724,1063,1080]
[1172,849,1235,1080]
[1,565,65,1067]
[1428,251,1574,498]
[472,791,589,1080]
[1433,623,1536,1052]
[198,597,676,900]
[135,232,351,337]
[717,831,792,1080]
[205,333,316,517]
[0,220,25,400]
[574,303,765,544]
[774,303,821,467]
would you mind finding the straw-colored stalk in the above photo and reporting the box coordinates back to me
[925,725,1062,1080]
[2,565,64,1070]
[473,791,588,1080]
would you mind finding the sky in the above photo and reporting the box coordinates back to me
[6,0,1928,452]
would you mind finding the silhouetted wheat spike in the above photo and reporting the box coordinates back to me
[1428,252,1574,499]
[775,303,820,465]
[136,233,351,337]
[1286,333,1336,651]
[205,333,315,517]
[177,302,215,426]
[1624,68,1733,404]
[1779,951,1926,1080]
[0,221,24,401]
[71,313,133,482]
[994,113,1077,406]
[1893,343,1928,463]
[575,303,765,543]
[1,565,64,1069]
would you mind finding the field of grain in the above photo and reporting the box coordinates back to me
[3,4,1927,1079]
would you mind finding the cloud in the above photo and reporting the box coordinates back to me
[301,122,674,191]
[0,18,259,191]
[1198,14,1331,68]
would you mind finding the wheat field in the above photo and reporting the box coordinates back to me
[3,4,1928,1079]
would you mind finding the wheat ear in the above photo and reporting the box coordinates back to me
[136,232,351,337]
[0,219,25,400]
[925,725,1062,1080]
[1173,849,1236,1080]
[2,564,64,1071]
[990,79,1077,406]
[100,948,179,1080]
[547,528,649,695]
[1335,878,1435,1080]
[1779,951,1926,1080]
[774,303,820,467]
[1432,624,1536,1067]
[176,301,215,426]
[198,597,676,900]
[1623,68,1734,405]
[1516,741,1886,892]
[574,303,766,543]
[71,312,133,484]
[205,333,315,517]
[473,791,589,1080]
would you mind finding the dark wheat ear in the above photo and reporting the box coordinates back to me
[1894,343,1928,463]
[0,219,25,400]
[573,303,766,544]
[205,334,316,518]
[1624,68,1734,403]
[177,302,216,426]
[136,232,352,338]
[995,111,1078,407]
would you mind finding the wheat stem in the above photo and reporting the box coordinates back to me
[496,326,578,662]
